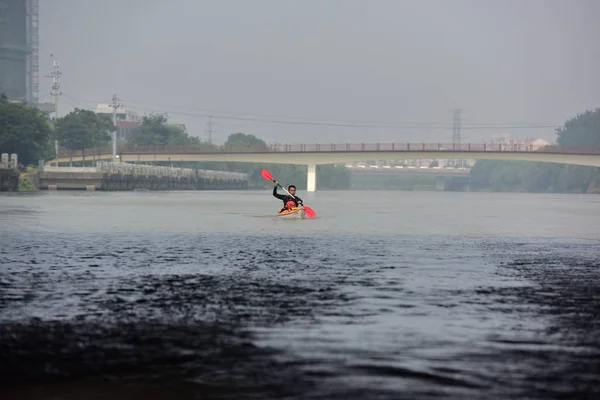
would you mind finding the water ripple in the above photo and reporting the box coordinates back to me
[0,233,599,399]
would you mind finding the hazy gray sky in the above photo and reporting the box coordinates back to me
[39,0,600,145]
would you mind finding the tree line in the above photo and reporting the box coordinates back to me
[469,109,600,193]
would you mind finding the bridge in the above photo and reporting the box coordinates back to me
[50,142,600,192]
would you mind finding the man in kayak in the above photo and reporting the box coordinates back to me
[273,181,303,212]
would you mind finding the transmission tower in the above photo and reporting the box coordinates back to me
[44,55,62,159]
[452,109,462,146]
[206,115,216,144]
[452,109,462,167]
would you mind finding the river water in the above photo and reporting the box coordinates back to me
[0,190,599,400]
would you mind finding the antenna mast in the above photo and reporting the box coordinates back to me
[452,109,462,167]
[206,115,215,145]
[44,55,62,159]
[109,94,121,163]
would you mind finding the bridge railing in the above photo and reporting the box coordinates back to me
[56,143,600,157]
[266,143,600,153]
[196,169,248,181]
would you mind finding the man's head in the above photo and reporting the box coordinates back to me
[288,185,296,195]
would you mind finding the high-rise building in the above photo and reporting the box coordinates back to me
[0,0,39,104]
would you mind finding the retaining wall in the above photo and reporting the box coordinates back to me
[0,169,19,191]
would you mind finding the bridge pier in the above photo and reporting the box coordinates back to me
[307,164,316,192]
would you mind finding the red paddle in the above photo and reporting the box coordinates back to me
[261,169,317,218]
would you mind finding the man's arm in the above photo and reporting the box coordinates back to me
[272,185,286,200]
[295,196,303,205]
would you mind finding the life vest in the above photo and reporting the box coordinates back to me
[286,200,297,209]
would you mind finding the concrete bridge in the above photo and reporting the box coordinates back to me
[49,142,600,192]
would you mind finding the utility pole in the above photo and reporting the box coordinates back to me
[109,94,121,163]
[452,109,462,167]
[44,55,62,160]
[206,115,215,144]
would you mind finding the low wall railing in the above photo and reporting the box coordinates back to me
[96,162,247,181]
[43,166,98,173]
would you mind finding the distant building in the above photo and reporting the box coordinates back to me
[526,138,551,150]
[489,134,551,151]
[94,103,141,140]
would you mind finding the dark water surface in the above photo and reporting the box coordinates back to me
[0,191,599,399]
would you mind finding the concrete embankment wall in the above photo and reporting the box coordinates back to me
[0,153,19,191]
[0,169,19,191]
[35,163,248,191]
[37,171,247,191]
[39,171,103,190]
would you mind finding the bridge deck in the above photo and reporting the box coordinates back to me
[56,142,600,159]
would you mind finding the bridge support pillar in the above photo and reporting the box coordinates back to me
[307,164,316,192]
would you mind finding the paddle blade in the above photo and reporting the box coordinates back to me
[261,169,274,181]
[303,206,317,218]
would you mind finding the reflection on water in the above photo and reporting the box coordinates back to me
[0,191,599,399]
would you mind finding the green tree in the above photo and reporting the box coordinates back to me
[127,113,202,146]
[224,133,268,150]
[0,93,53,165]
[55,108,114,153]
[556,108,600,147]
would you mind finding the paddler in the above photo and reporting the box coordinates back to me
[273,181,303,212]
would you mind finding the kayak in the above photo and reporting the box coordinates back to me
[277,207,306,219]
